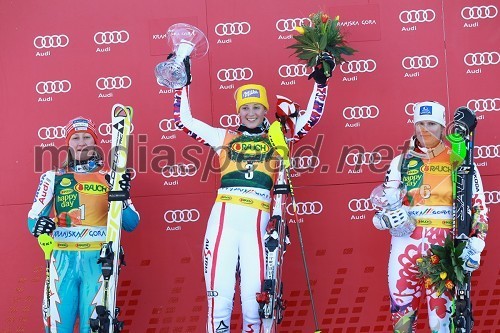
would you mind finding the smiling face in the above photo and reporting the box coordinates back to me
[68,132,96,161]
[415,120,444,148]
[238,103,267,129]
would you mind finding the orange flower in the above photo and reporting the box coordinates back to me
[445,280,454,290]
[295,26,305,35]
[424,278,433,289]
[321,13,329,23]
[430,255,440,264]
[416,258,423,263]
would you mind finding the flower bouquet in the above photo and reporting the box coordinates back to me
[287,11,357,76]
[416,235,468,295]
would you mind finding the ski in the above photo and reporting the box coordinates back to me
[256,145,290,333]
[90,104,133,333]
[449,107,478,333]
[266,120,322,333]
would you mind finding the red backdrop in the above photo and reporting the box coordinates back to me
[1,0,499,332]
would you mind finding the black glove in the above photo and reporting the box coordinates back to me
[167,53,192,87]
[106,171,131,201]
[308,52,336,85]
[33,216,56,237]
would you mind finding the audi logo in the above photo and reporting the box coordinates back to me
[345,152,383,166]
[461,6,498,20]
[96,76,132,90]
[164,209,200,223]
[98,122,135,136]
[94,30,130,45]
[219,114,240,128]
[276,18,311,32]
[36,80,71,94]
[474,145,500,159]
[402,55,439,69]
[467,98,500,112]
[286,201,323,215]
[290,156,320,171]
[464,52,500,66]
[340,60,377,74]
[278,64,310,78]
[399,9,436,23]
[33,35,69,49]
[38,126,65,140]
[348,198,375,212]
[343,106,380,120]
[215,22,251,36]
[162,163,197,178]
[159,119,182,132]
[216,68,253,82]
[484,191,500,205]
[405,102,416,116]
[128,167,137,180]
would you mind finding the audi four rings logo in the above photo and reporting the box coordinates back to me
[278,64,310,78]
[474,145,500,159]
[275,18,311,32]
[286,201,323,215]
[33,35,69,49]
[162,163,197,178]
[467,98,500,112]
[343,106,380,120]
[219,114,240,128]
[340,60,377,74]
[463,52,500,66]
[159,119,182,132]
[96,76,132,90]
[345,152,383,166]
[399,9,436,23]
[164,209,200,223]
[38,126,65,140]
[98,122,135,136]
[348,198,375,212]
[461,6,498,20]
[215,22,251,36]
[402,55,439,69]
[484,191,500,205]
[217,68,253,82]
[94,30,130,44]
[36,80,71,94]
[291,156,320,170]
[405,103,416,116]
[128,168,137,180]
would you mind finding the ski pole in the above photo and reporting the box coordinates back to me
[38,234,54,333]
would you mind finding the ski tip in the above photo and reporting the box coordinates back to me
[112,104,133,119]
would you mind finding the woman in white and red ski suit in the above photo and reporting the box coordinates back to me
[172,59,333,332]
[372,101,488,332]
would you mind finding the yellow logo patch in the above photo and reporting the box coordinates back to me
[75,182,109,195]
[420,163,451,175]
[231,142,271,155]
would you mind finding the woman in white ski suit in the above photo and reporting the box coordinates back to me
[173,70,330,332]
[372,101,488,332]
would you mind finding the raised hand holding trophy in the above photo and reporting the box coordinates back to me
[155,23,209,88]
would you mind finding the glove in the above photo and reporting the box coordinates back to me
[373,206,410,230]
[32,216,56,237]
[167,53,192,86]
[459,237,485,272]
[308,52,336,85]
[106,171,131,201]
